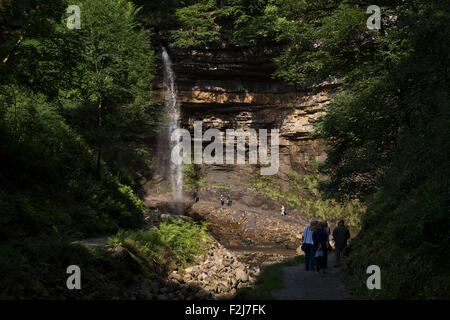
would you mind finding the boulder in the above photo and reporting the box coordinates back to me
[170,273,184,282]
[235,268,249,282]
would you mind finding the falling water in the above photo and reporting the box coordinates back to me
[155,47,183,214]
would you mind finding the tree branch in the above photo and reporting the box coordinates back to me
[2,3,40,64]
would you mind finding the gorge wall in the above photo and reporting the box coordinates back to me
[145,45,335,248]
[168,45,331,177]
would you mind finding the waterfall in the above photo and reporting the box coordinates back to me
[155,47,183,214]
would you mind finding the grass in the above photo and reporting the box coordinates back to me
[211,184,232,189]
[249,170,364,230]
[106,218,213,277]
[235,255,305,299]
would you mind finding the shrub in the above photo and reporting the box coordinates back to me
[106,219,212,277]
[0,238,138,299]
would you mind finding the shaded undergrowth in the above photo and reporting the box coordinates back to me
[0,218,212,299]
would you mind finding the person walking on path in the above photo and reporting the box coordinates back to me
[313,222,329,273]
[281,205,286,216]
[322,221,331,269]
[220,195,224,206]
[226,194,232,206]
[332,220,350,267]
[193,190,199,203]
[323,221,330,237]
[302,220,318,271]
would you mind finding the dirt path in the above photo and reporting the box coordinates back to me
[272,254,352,300]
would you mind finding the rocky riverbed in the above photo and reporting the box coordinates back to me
[145,186,310,249]
[130,240,296,300]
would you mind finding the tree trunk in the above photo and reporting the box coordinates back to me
[2,4,40,64]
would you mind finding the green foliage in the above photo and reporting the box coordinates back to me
[168,0,278,48]
[272,0,371,84]
[249,171,364,229]
[0,219,211,299]
[60,0,156,185]
[182,162,208,189]
[267,0,450,299]
[107,219,212,276]
[0,0,157,240]
[0,86,145,240]
[0,238,139,299]
[1,0,157,189]
[1,0,448,300]
[342,178,450,299]
[170,0,220,48]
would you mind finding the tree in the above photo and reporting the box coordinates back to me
[64,0,156,180]
[266,0,450,298]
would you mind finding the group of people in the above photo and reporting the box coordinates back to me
[301,219,350,273]
[192,190,233,207]
[220,194,232,206]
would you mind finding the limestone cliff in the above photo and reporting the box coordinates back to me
[145,45,335,248]
[160,45,332,177]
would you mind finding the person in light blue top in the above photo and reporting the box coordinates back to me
[302,220,318,271]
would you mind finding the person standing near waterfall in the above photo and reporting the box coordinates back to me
[226,194,232,206]
[193,190,199,203]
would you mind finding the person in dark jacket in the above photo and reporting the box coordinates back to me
[226,194,232,206]
[313,222,329,273]
[332,220,350,267]
[193,190,199,203]
[321,221,331,269]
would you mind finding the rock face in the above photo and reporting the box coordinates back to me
[158,45,332,176]
[144,44,332,247]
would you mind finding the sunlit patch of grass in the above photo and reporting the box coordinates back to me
[249,171,364,230]
[235,255,305,299]
[106,218,213,277]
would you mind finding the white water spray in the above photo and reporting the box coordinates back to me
[155,47,183,213]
